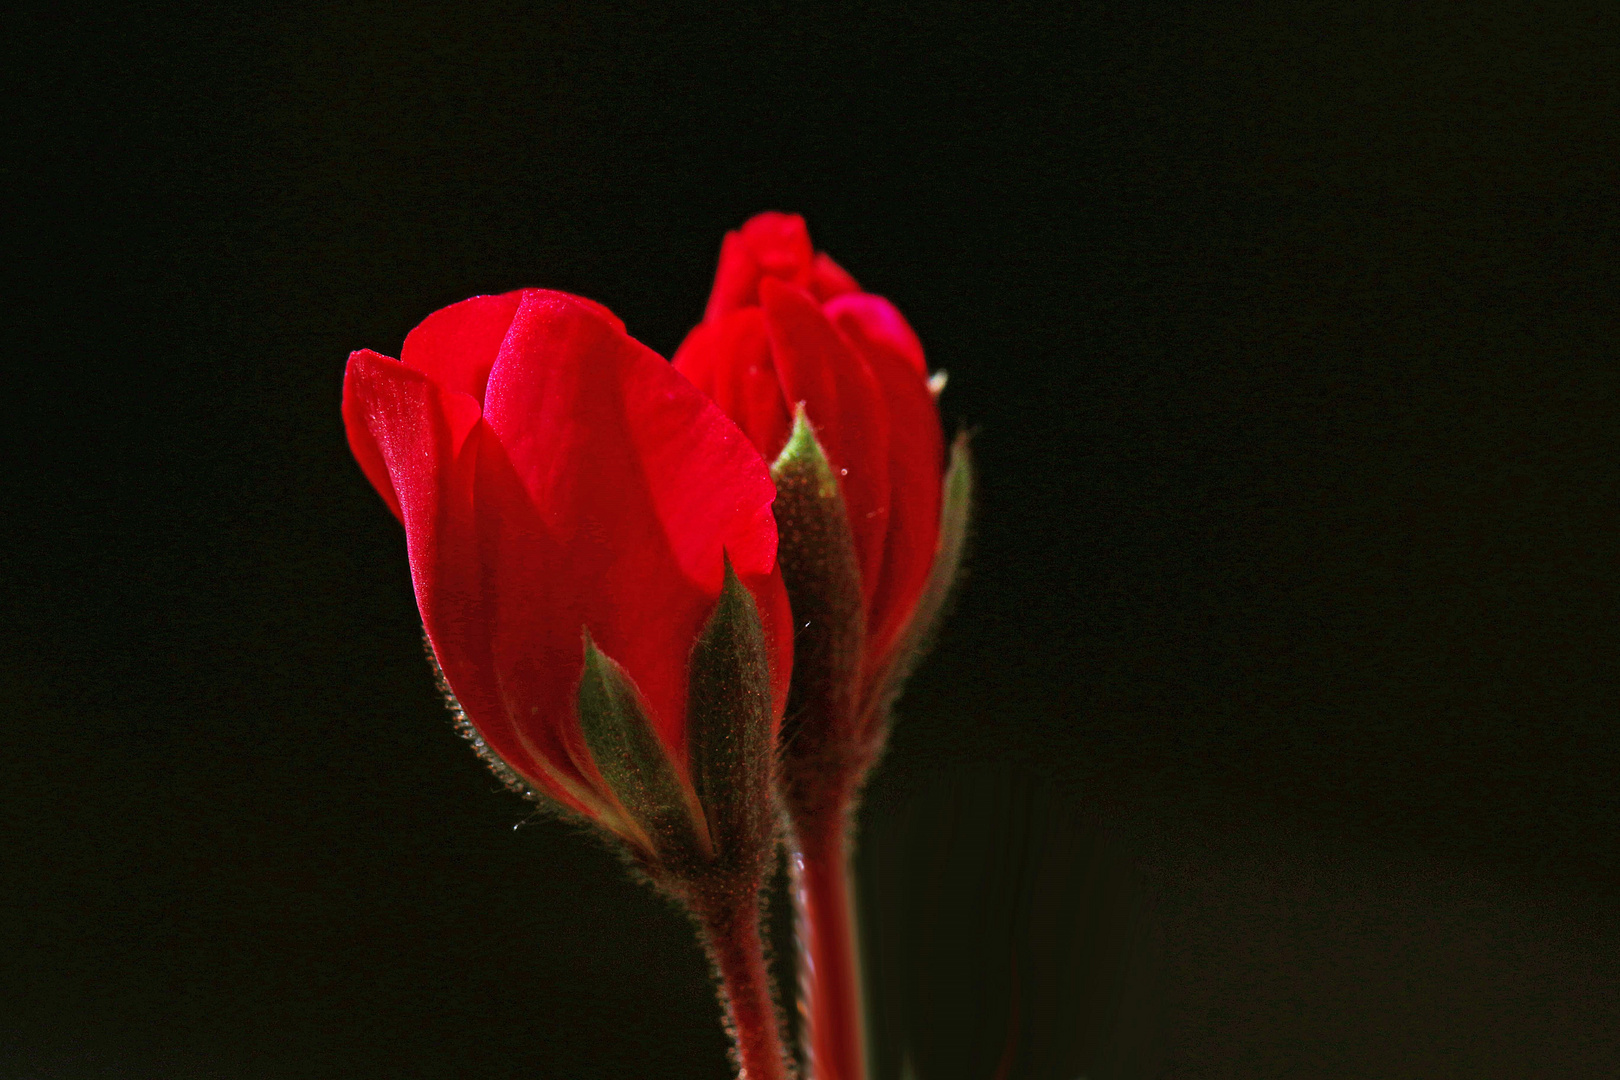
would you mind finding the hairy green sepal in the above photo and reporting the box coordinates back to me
[686,557,778,881]
[578,631,711,863]
[770,407,867,821]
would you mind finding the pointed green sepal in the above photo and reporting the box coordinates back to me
[772,405,849,504]
[578,630,713,863]
[865,429,974,718]
[686,557,777,878]
[770,408,867,793]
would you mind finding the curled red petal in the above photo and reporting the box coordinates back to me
[825,292,928,379]
[398,291,628,408]
[759,277,892,611]
[740,212,814,285]
[341,350,481,540]
[342,349,406,522]
[704,230,760,322]
[704,212,817,321]
[344,353,593,816]
[830,305,946,673]
[810,252,861,302]
[399,291,524,405]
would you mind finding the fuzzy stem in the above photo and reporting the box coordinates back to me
[792,821,867,1080]
[693,884,793,1080]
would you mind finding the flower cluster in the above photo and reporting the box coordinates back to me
[345,215,969,1080]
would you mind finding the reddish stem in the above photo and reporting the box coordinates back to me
[793,823,867,1080]
[694,886,792,1080]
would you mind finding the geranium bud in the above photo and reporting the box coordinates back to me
[343,289,794,883]
[675,214,972,818]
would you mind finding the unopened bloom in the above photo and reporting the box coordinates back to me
[676,214,971,1080]
[675,214,969,807]
[344,289,792,881]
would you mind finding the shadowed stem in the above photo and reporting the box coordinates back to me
[693,885,793,1080]
[792,820,867,1080]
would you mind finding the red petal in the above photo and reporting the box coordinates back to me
[342,349,406,522]
[399,291,524,404]
[704,231,759,322]
[743,561,795,728]
[741,212,814,283]
[344,353,597,814]
[759,278,892,611]
[830,305,946,672]
[673,309,795,463]
[480,290,783,764]
[704,213,816,321]
[342,350,482,535]
[825,292,928,378]
[670,321,720,395]
[465,422,620,811]
[810,252,861,301]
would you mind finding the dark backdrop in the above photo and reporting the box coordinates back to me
[4,2,1616,1077]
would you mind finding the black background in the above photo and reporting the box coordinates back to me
[4,2,1617,1077]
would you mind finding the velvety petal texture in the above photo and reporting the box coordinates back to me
[345,289,791,828]
[674,214,946,690]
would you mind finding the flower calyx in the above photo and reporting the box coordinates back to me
[770,407,869,827]
[576,558,781,896]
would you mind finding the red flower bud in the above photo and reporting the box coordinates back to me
[343,289,793,873]
[675,216,968,778]
[677,215,973,1080]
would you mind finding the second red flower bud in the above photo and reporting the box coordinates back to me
[675,213,971,830]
